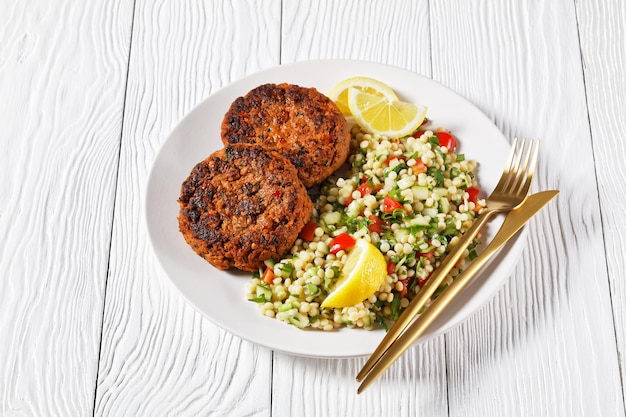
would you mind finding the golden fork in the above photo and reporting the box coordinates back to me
[356,138,540,384]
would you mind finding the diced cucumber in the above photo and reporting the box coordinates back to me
[411,185,429,200]
[439,197,450,213]
[256,285,272,302]
[278,302,295,312]
[307,283,319,295]
[411,215,430,226]
[433,187,448,197]
[288,313,310,329]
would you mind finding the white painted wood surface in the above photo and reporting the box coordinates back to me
[577,0,626,405]
[0,0,134,415]
[1,1,625,416]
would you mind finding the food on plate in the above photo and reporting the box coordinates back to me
[320,239,387,308]
[327,76,399,115]
[247,124,483,330]
[178,143,313,272]
[221,83,351,188]
[347,88,427,138]
[246,77,485,331]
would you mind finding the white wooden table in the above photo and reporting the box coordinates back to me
[2,1,625,416]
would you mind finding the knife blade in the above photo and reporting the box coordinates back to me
[357,190,559,393]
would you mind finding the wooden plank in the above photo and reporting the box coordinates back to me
[0,0,134,415]
[280,0,431,76]
[577,0,626,407]
[273,350,448,417]
[93,1,281,415]
[273,1,450,416]
[429,0,624,415]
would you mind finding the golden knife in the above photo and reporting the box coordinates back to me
[357,190,559,393]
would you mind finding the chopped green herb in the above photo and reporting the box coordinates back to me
[390,296,401,320]
[433,283,448,298]
[428,168,445,187]
[279,263,295,276]
[375,313,389,332]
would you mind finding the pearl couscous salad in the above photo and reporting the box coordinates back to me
[246,122,484,331]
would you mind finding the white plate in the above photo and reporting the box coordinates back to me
[145,59,526,358]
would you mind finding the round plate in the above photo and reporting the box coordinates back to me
[145,59,526,358]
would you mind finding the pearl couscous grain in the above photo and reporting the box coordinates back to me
[247,123,485,330]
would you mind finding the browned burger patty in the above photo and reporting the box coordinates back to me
[178,143,313,271]
[221,83,350,188]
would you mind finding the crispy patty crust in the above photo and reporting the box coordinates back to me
[178,143,313,271]
[221,83,350,188]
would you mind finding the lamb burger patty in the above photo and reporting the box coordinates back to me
[221,83,350,188]
[178,143,313,272]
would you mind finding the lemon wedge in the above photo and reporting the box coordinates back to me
[328,76,399,115]
[321,239,387,308]
[347,88,427,138]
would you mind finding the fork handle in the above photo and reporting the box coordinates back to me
[357,210,508,393]
[356,208,498,382]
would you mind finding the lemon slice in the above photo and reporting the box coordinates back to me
[328,76,399,115]
[347,88,427,138]
[321,239,387,308]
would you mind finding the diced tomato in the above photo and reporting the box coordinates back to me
[368,214,387,234]
[299,221,318,241]
[418,273,431,288]
[360,176,383,193]
[386,155,406,165]
[261,267,275,284]
[436,130,457,151]
[329,233,356,255]
[398,284,407,297]
[344,195,354,206]
[413,158,427,174]
[420,249,435,259]
[399,277,412,297]
[357,182,373,197]
[381,195,403,213]
[466,186,480,203]
[386,262,396,275]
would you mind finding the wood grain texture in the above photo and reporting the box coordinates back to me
[272,346,449,417]
[276,1,450,416]
[576,0,626,406]
[429,0,624,415]
[3,1,625,416]
[0,0,134,415]
[281,0,432,77]
[94,1,280,416]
